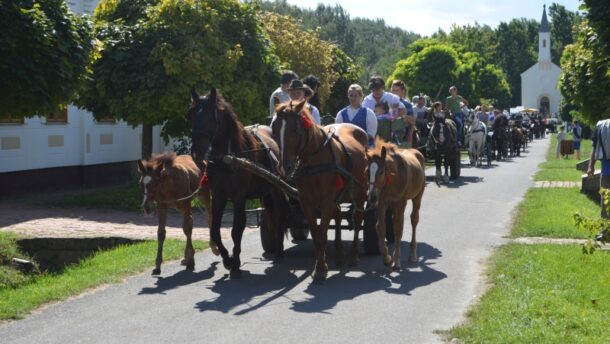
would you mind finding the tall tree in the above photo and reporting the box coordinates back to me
[549,3,580,65]
[79,0,279,158]
[0,0,92,118]
[493,19,537,106]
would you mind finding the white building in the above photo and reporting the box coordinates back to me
[0,0,170,196]
[520,5,562,116]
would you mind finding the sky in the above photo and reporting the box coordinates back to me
[284,0,582,36]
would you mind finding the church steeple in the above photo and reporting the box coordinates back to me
[538,5,551,62]
[540,4,550,32]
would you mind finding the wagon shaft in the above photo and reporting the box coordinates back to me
[222,155,299,199]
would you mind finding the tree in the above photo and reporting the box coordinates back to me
[79,0,279,158]
[389,43,459,101]
[549,3,581,65]
[559,21,610,124]
[326,47,362,116]
[0,0,92,118]
[259,12,338,109]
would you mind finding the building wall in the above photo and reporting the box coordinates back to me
[520,62,562,115]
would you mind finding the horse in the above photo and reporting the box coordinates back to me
[468,113,487,167]
[137,153,213,275]
[366,139,425,270]
[272,100,368,282]
[428,111,458,183]
[187,88,288,277]
[510,126,524,157]
[492,114,510,161]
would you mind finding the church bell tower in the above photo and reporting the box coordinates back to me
[538,5,551,62]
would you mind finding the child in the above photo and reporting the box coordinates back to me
[374,101,393,121]
[556,125,566,158]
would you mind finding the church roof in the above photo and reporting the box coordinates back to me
[540,5,550,33]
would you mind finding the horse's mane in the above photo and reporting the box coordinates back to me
[369,138,399,157]
[276,101,314,129]
[215,96,257,152]
[151,152,177,166]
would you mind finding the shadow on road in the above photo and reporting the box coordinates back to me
[138,262,219,295]
[193,241,445,315]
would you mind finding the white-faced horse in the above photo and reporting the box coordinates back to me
[468,112,487,167]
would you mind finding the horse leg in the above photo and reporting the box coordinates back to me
[229,199,247,277]
[300,205,323,281]
[376,203,392,267]
[333,206,345,267]
[391,200,407,271]
[409,192,423,262]
[210,197,232,271]
[180,203,195,270]
[313,206,332,282]
[350,195,365,265]
[435,152,441,184]
[198,187,219,256]
[153,205,167,275]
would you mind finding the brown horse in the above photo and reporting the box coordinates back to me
[188,88,288,277]
[137,153,215,275]
[367,139,426,270]
[272,100,368,281]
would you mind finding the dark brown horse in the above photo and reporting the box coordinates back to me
[137,153,214,275]
[428,112,458,183]
[493,114,510,160]
[272,100,368,281]
[187,88,288,277]
[367,139,425,270]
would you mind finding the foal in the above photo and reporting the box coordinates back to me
[367,140,425,270]
[138,153,212,275]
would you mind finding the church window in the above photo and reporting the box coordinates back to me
[543,39,546,48]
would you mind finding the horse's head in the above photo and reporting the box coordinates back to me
[137,157,168,214]
[271,100,312,177]
[366,144,393,208]
[186,88,221,160]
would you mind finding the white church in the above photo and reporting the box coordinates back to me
[520,5,562,116]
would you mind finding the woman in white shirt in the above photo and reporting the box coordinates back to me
[335,84,377,146]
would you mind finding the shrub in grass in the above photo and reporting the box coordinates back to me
[448,244,609,343]
[0,232,37,289]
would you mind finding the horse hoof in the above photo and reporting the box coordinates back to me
[312,271,327,284]
[409,256,418,263]
[185,264,195,271]
[383,257,393,267]
[152,268,161,275]
[392,264,401,272]
[229,269,242,279]
[222,257,234,271]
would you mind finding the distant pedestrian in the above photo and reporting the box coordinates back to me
[556,125,566,159]
[588,119,610,219]
[572,120,582,160]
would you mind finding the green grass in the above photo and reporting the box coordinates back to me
[447,244,610,344]
[51,183,142,211]
[512,188,600,238]
[0,232,35,289]
[534,134,598,182]
[0,239,207,320]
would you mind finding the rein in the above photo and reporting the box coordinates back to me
[153,187,202,205]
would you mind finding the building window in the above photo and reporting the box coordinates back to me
[543,39,546,48]
[0,112,25,124]
[96,116,117,124]
[46,106,68,123]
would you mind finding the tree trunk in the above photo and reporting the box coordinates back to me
[142,123,153,159]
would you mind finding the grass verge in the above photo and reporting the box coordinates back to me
[511,187,599,238]
[534,134,597,182]
[0,238,207,320]
[446,244,610,343]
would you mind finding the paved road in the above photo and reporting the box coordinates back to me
[1,138,550,344]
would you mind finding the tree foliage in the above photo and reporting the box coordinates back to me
[548,3,581,65]
[326,47,362,116]
[559,3,610,124]
[255,0,419,82]
[0,0,92,117]
[78,0,279,148]
[259,12,337,109]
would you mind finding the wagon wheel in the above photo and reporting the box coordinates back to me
[259,210,275,254]
[289,207,310,241]
[363,209,380,255]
